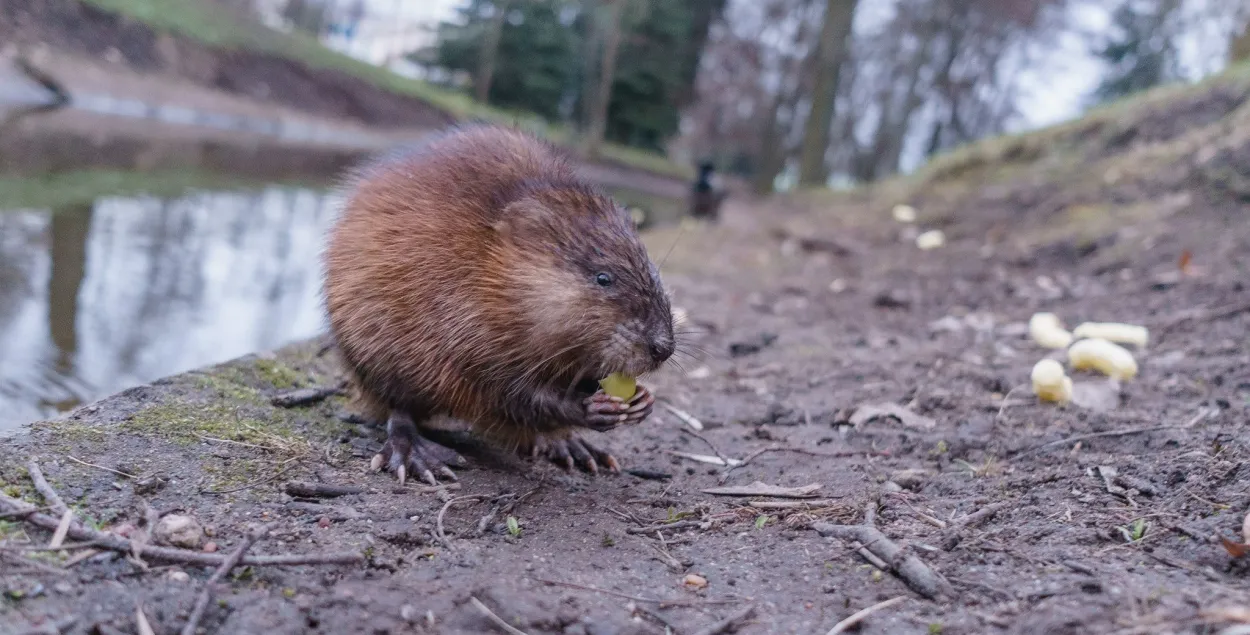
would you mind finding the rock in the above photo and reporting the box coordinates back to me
[153,514,204,549]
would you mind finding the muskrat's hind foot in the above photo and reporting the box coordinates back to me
[530,435,620,475]
[370,411,463,485]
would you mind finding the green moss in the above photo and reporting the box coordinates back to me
[122,399,290,445]
[251,359,306,390]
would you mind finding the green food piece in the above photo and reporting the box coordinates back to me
[599,373,637,399]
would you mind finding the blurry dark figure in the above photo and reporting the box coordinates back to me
[688,160,726,221]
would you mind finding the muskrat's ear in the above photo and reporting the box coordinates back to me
[493,198,551,237]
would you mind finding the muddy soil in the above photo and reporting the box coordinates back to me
[3,73,1250,635]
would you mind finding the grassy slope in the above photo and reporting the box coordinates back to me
[79,0,692,180]
[787,59,1250,246]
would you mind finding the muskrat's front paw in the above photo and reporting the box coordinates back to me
[530,435,620,475]
[370,419,462,486]
[582,385,654,431]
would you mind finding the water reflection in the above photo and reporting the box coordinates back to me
[0,186,342,434]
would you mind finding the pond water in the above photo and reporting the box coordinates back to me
[0,184,344,433]
[0,110,684,434]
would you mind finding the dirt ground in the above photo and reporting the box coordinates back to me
[4,70,1250,635]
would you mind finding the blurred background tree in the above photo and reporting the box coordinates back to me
[399,0,1250,187]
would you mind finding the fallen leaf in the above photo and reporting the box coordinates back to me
[849,403,936,430]
[1221,536,1248,559]
[668,451,741,467]
[1070,380,1121,412]
[701,481,822,498]
[683,573,708,589]
[1178,250,1192,274]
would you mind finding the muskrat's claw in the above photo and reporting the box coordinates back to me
[531,435,620,475]
[581,385,655,431]
[371,412,464,486]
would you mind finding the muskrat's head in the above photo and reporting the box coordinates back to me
[493,180,675,389]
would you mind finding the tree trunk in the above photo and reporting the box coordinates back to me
[1232,22,1250,63]
[585,0,626,157]
[475,0,512,103]
[796,0,859,187]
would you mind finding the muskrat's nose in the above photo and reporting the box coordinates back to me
[648,337,675,363]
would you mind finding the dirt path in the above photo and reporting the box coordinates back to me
[4,71,1250,635]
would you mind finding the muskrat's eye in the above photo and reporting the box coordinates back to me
[595,272,614,287]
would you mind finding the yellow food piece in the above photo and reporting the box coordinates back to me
[1068,337,1138,380]
[1031,359,1073,404]
[1029,312,1073,349]
[1072,322,1148,348]
[892,204,917,223]
[599,373,637,399]
[915,229,945,250]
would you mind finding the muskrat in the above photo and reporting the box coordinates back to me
[322,124,675,484]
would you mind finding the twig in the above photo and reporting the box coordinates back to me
[690,604,757,635]
[532,578,741,607]
[718,445,877,485]
[626,520,705,535]
[192,433,276,452]
[939,502,1008,551]
[0,493,361,567]
[470,596,530,635]
[49,509,74,549]
[681,428,733,467]
[436,495,485,549]
[813,503,951,600]
[825,596,907,635]
[201,460,299,495]
[285,481,364,498]
[748,499,843,510]
[0,550,69,576]
[1012,426,1186,459]
[181,523,275,635]
[26,461,69,516]
[65,455,135,478]
[136,602,156,635]
[271,384,344,408]
[661,402,704,430]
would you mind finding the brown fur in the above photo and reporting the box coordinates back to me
[322,124,673,453]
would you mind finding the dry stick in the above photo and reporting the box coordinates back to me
[436,495,485,549]
[469,596,530,635]
[0,493,360,567]
[181,523,275,635]
[136,602,156,635]
[825,596,907,635]
[532,578,741,607]
[202,460,300,495]
[65,455,135,478]
[813,503,951,600]
[0,550,69,576]
[681,428,733,467]
[284,481,364,498]
[26,461,69,517]
[690,604,757,635]
[48,509,74,549]
[1012,425,1187,459]
[939,502,1009,551]
[625,520,704,535]
[718,445,872,485]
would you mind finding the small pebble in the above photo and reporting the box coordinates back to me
[682,574,708,589]
[154,515,204,549]
[203,542,218,553]
[168,571,190,583]
[53,582,73,594]
[400,604,418,623]
[318,516,331,528]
